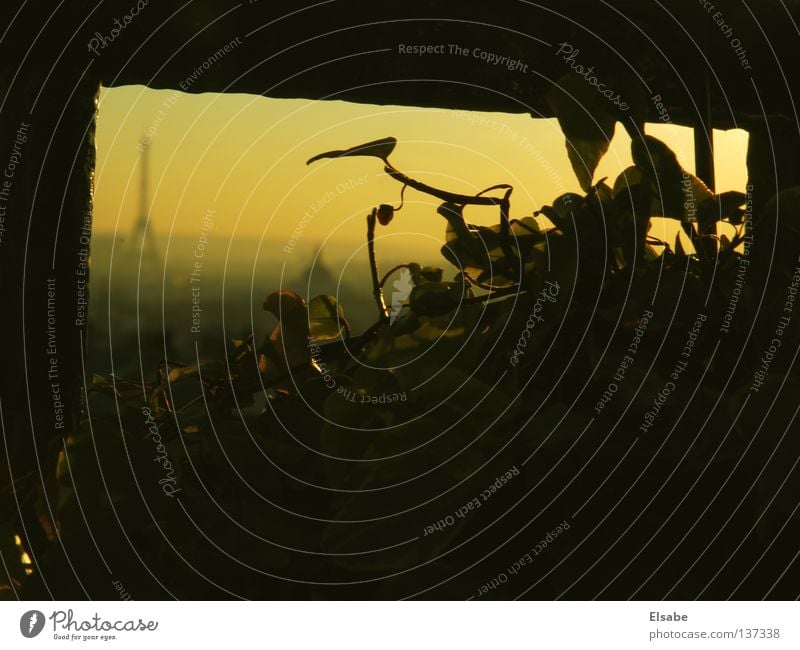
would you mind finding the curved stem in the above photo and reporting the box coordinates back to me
[393,184,408,211]
[462,286,526,304]
[379,264,411,289]
[476,183,514,197]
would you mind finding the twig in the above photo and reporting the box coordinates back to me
[367,208,389,322]
[646,235,673,253]
[383,166,507,206]
[497,188,520,278]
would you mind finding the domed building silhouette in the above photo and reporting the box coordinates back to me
[289,244,378,331]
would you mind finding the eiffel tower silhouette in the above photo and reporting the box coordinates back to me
[130,135,160,269]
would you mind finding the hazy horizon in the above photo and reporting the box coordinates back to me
[93,85,750,276]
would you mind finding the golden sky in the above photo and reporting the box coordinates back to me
[94,85,749,263]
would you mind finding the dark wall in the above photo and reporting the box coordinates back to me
[1,0,799,553]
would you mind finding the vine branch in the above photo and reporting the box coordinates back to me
[367,207,389,322]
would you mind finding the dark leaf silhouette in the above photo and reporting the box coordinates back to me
[306,136,397,165]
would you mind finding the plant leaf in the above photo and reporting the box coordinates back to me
[674,231,687,257]
[308,295,350,343]
[567,139,612,193]
[546,74,617,192]
[306,137,397,165]
[409,282,458,317]
[440,213,545,287]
